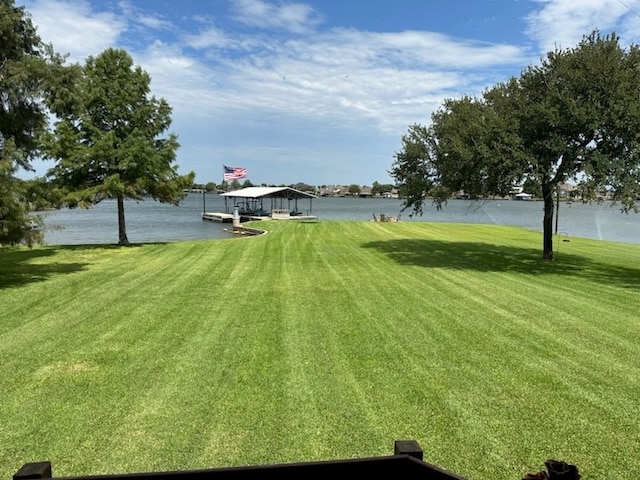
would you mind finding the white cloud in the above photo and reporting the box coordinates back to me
[337,30,526,69]
[526,0,640,53]
[135,14,172,31]
[230,0,322,33]
[152,27,525,137]
[23,0,125,63]
[191,31,511,116]
[184,27,233,49]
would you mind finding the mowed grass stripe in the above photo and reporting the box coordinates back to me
[271,221,640,477]
[246,221,640,477]
[1,221,640,479]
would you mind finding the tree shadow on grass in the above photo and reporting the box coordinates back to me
[361,239,640,289]
[0,243,156,290]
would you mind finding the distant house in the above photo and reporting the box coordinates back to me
[358,187,373,198]
[557,183,576,198]
[319,185,344,196]
[514,192,534,201]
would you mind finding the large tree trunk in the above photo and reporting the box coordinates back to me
[117,194,129,246]
[542,182,554,260]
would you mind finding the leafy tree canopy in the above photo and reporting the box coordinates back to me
[0,159,42,246]
[371,181,396,196]
[1,0,46,169]
[44,48,194,246]
[292,182,316,193]
[0,0,68,246]
[522,178,542,198]
[390,30,640,259]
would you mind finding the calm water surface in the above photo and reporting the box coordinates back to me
[38,193,640,245]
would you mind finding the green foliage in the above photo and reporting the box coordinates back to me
[391,30,640,259]
[292,182,316,193]
[389,123,441,215]
[0,158,42,246]
[348,184,361,195]
[371,181,395,196]
[0,0,64,246]
[0,0,47,168]
[43,48,194,245]
[19,176,64,211]
[522,177,542,198]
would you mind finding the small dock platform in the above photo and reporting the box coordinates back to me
[202,212,233,223]
[286,215,318,222]
[271,209,318,222]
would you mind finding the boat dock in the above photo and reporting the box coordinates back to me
[202,212,269,223]
[202,212,234,223]
[202,211,318,223]
[202,186,319,224]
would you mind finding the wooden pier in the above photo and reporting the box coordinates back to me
[202,212,233,223]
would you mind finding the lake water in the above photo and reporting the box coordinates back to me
[38,193,640,245]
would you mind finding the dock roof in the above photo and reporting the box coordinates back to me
[220,186,317,199]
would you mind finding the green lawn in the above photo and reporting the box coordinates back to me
[1,221,639,479]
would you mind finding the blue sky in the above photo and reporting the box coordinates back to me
[19,0,640,186]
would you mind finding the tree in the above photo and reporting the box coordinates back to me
[348,184,361,195]
[44,48,194,246]
[0,160,42,245]
[0,0,63,246]
[371,180,398,196]
[292,182,316,193]
[21,176,63,211]
[522,178,542,198]
[391,31,640,259]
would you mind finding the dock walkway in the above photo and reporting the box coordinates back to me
[202,212,233,223]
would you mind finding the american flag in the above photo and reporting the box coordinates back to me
[223,165,247,181]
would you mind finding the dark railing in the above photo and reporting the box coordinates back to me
[12,440,580,480]
[14,440,465,480]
